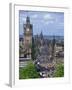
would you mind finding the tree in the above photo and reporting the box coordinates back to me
[31,37,36,60]
[19,61,40,79]
[53,64,64,77]
[19,45,23,57]
[52,36,56,59]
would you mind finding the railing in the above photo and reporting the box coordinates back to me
[19,57,31,62]
[19,58,31,67]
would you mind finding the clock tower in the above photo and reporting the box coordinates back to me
[23,16,33,58]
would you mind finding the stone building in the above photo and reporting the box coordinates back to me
[23,16,33,58]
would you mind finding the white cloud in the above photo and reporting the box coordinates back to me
[20,14,26,18]
[45,20,54,25]
[55,18,58,22]
[50,21,54,24]
[58,22,64,26]
[31,14,38,19]
[43,14,55,25]
[44,14,53,20]
[19,17,26,25]
[45,21,50,25]
[22,18,26,22]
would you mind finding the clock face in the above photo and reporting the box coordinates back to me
[27,28,29,32]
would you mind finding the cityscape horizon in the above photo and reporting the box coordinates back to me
[19,10,64,79]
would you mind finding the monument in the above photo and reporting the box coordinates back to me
[23,16,33,58]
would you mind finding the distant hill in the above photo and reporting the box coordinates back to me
[33,35,64,40]
[19,34,64,41]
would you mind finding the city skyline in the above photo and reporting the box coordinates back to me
[19,10,64,36]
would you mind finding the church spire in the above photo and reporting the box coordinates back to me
[40,31,43,40]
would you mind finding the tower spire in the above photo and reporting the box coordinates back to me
[26,11,30,24]
[26,16,30,24]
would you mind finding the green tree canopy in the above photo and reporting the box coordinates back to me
[19,61,40,79]
[53,64,64,77]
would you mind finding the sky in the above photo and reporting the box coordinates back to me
[19,10,64,36]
